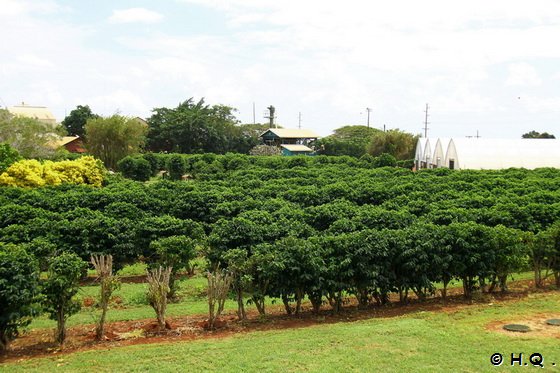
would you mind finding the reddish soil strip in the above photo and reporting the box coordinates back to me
[1,278,556,363]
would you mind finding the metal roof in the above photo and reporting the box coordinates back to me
[445,138,560,170]
[8,104,57,125]
[280,144,313,152]
[260,128,319,139]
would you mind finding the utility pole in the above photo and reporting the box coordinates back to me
[365,107,372,128]
[298,112,302,129]
[252,102,256,125]
[423,103,430,138]
[264,105,276,128]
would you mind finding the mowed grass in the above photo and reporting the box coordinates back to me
[2,292,560,372]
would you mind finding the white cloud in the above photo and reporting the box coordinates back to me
[506,63,542,86]
[108,8,163,24]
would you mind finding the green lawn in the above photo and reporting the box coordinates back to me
[2,291,559,372]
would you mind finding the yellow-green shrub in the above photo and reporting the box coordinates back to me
[0,156,105,188]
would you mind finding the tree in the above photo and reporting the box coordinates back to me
[166,154,186,180]
[316,125,381,157]
[42,252,87,345]
[367,129,418,160]
[146,266,172,331]
[522,130,555,139]
[85,115,147,170]
[147,98,254,154]
[207,268,232,329]
[0,244,40,352]
[0,143,21,173]
[61,105,99,140]
[117,156,152,181]
[148,235,198,298]
[0,109,60,158]
[90,254,120,340]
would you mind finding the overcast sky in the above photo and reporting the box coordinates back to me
[1,0,560,138]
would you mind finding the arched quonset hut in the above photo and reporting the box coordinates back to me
[431,138,450,168]
[414,138,432,169]
[414,138,428,170]
[444,138,560,170]
[422,139,432,168]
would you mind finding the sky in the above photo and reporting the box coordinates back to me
[1,0,560,138]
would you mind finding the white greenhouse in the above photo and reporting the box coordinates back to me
[415,137,560,170]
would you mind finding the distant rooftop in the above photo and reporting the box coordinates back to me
[280,144,313,152]
[8,103,57,125]
[260,128,319,139]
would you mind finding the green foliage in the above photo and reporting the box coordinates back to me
[61,105,99,140]
[166,154,186,180]
[374,153,397,167]
[42,252,87,344]
[147,98,257,154]
[0,109,59,158]
[367,129,418,160]
[316,125,381,157]
[0,243,40,351]
[0,143,21,173]
[85,115,147,170]
[522,130,555,139]
[0,156,559,315]
[117,156,152,181]
[149,235,198,297]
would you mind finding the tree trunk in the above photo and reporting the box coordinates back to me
[252,295,266,316]
[488,274,497,293]
[462,276,472,299]
[96,300,108,340]
[329,291,342,313]
[56,311,66,345]
[534,262,543,288]
[0,330,9,353]
[441,279,449,305]
[356,288,369,309]
[236,288,246,321]
[499,274,508,293]
[282,294,293,315]
[309,293,322,314]
[295,289,303,315]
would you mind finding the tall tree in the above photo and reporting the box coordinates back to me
[367,129,418,160]
[316,125,381,157]
[85,115,148,170]
[147,98,254,154]
[61,105,99,140]
[0,109,60,158]
[522,130,555,139]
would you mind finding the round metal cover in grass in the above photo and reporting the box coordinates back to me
[503,324,531,333]
[546,319,560,326]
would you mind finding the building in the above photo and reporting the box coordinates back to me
[7,103,57,126]
[259,128,319,156]
[280,144,314,156]
[260,128,319,146]
[55,136,86,153]
[431,138,450,169]
[415,137,560,170]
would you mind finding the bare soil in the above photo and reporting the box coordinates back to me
[1,278,557,363]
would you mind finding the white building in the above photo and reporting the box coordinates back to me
[415,137,560,170]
